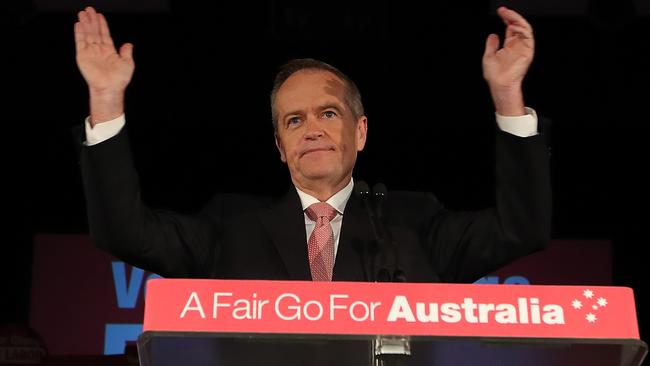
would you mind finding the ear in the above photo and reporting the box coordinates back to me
[274,133,287,163]
[355,116,368,151]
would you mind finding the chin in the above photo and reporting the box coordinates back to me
[301,169,337,181]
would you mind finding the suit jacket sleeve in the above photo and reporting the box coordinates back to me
[76,127,220,278]
[423,129,551,283]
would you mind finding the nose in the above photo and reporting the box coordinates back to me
[304,115,324,140]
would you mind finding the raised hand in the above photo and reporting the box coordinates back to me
[74,7,134,124]
[482,7,534,116]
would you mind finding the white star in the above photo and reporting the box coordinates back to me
[583,289,594,299]
[586,313,597,323]
[572,299,582,309]
[597,297,608,307]
[592,305,599,310]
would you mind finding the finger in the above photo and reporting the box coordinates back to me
[74,22,87,51]
[505,25,535,50]
[98,13,114,46]
[79,9,99,44]
[119,43,134,61]
[85,7,102,44]
[77,9,89,23]
[506,24,533,41]
[497,6,532,30]
[483,33,499,58]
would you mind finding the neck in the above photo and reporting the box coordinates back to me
[294,175,351,201]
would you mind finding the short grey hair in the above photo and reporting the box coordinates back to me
[270,58,364,130]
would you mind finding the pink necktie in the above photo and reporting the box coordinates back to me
[305,202,338,281]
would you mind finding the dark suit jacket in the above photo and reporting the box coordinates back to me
[78,127,551,284]
[77,125,551,365]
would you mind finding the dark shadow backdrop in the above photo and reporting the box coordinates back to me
[2,0,649,350]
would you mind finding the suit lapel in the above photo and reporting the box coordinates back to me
[261,189,312,280]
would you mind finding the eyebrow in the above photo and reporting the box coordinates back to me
[281,103,345,122]
[318,104,344,115]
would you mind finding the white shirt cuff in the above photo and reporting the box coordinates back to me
[495,107,538,137]
[84,114,126,146]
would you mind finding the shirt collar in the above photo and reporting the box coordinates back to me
[295,178,354,215]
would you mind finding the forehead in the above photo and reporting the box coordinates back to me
[276,70,347,111]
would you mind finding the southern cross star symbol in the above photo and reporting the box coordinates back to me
[573,290,609,323]
[586,313,597,323]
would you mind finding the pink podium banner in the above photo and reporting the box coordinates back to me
[143,279,640,340]
[29,236,613,355]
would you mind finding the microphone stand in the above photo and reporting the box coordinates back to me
[354,181,390,282]
[364,182,411,366]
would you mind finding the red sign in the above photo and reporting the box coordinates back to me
[143,279,641,340]
[27,236,616,355]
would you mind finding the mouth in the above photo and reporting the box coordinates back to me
[300,147,335,157]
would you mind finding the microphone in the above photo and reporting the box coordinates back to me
[372,183,406,283]
[354,180,390,282]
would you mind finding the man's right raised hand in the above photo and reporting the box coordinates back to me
[75,7,134,126]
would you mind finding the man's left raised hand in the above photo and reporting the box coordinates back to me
[482,7,535,116]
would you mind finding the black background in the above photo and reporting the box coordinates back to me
[2,0,649,353]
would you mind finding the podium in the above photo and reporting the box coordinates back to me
[137,279,647,365]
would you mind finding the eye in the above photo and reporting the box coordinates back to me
[287,117,302,126]
[322,111,337,119]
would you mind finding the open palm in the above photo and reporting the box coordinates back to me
[74,7,134,93]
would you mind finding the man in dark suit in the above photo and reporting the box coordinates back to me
[74,6,550,364]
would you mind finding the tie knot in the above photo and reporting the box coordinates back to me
[305,202,338,222]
